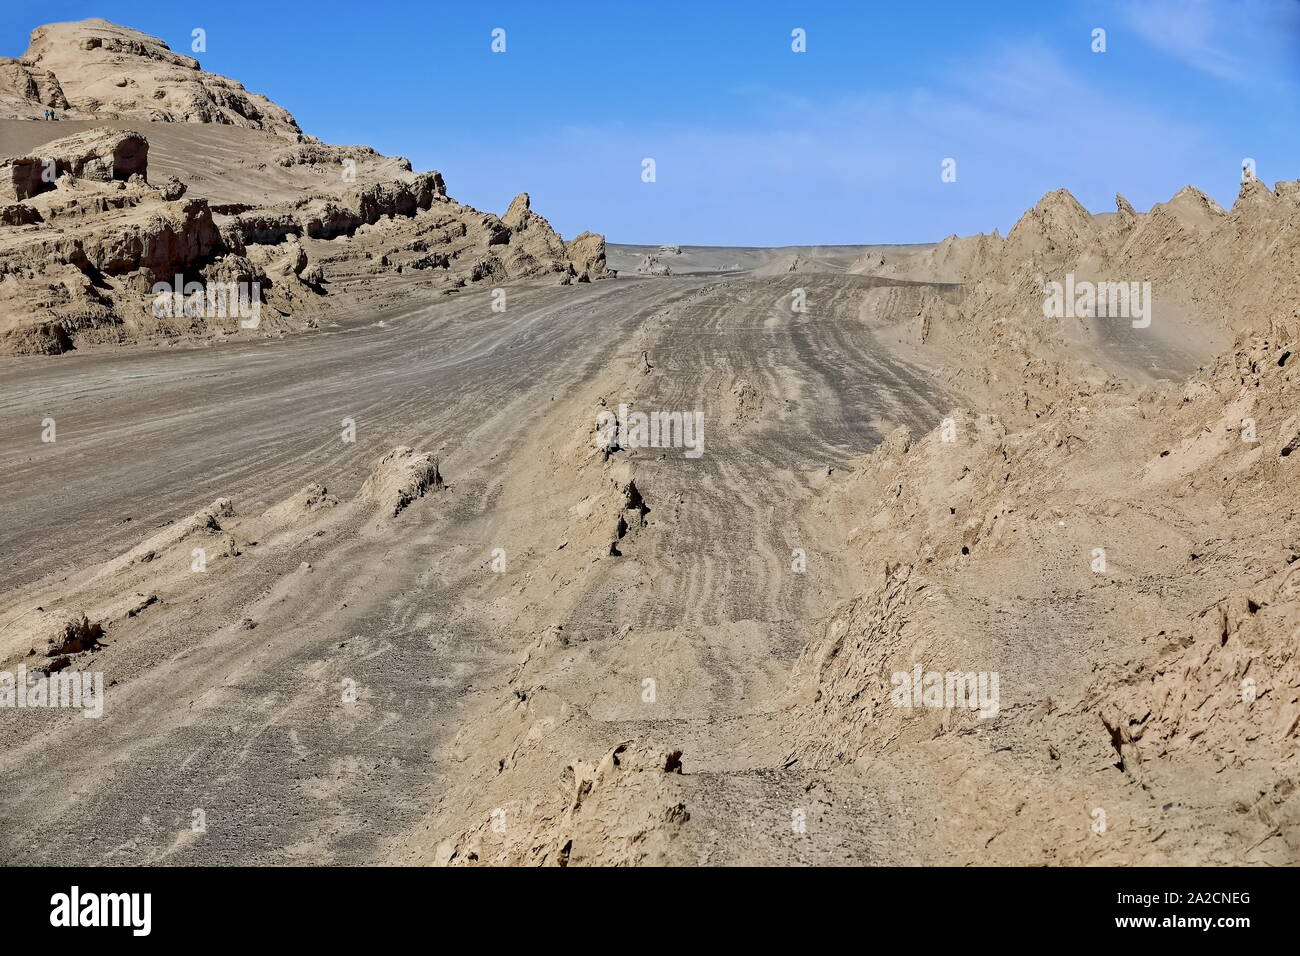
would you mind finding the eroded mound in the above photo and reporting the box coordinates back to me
[2,19,301,136]
[361,446,444,517]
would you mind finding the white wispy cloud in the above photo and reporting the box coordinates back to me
[1121,0,1300,86]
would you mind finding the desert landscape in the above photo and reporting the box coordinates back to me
[0,16,1296,870]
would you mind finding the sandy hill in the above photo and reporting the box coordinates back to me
[0,18,300,136]
[848,175,1300,407]
[0,20,611,355]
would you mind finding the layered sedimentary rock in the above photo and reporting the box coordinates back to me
[0,21,613,355]
[2,19,301,136]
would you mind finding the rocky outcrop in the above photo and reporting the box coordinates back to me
[0,203,41,225]
[0,124,611,354]
[496,192,570,277]
[0,57,68,115]
[289,173,450,241]
[45,127,148,181]
[0,133,230,352]
[5,19,302,136]
[502,192,534,232]
[1233,174,1277,212]
[0,157,46,203]
[493,194,612,282]
[0,19,614,355]
[566,231,613,281]
[1114,192,1138,226]
[0,127,148,201]
[635,254,671,276]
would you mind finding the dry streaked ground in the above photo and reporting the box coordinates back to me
[1,18,1297,867]
[0,269,959,864]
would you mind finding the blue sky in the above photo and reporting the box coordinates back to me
[4,1,1299,244]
